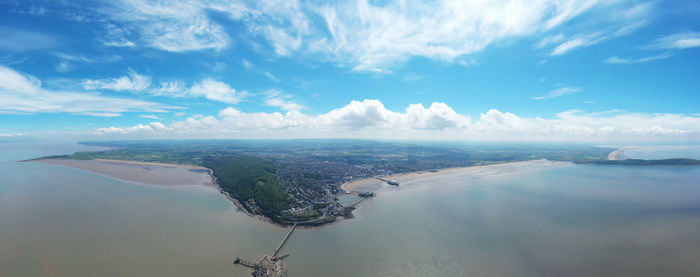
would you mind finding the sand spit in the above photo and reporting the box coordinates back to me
[34,159,216,189]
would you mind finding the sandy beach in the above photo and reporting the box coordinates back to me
[607,148,629,160]
[342,159,558,193]
[34,159,216,189]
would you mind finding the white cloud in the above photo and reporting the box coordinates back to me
[264,71,280,82]
[532,87,581,100]
[240,59,281,81]
[82,73,246,105]
[151,79,248,105]
[93,99,700,141]
[313,0,600,71]
[94,122,172,135]
[550,32,607,56]
[83,68,151,91]
[650,32,700,49]
[103,38,136,48]
[188,79,247,104]
[537,34,565,48]
[96,0,648,71]
[103,0,230,52]
[0,66,175,116]
[544,3,651,57]
[551,38,588,55]
[153,81,187,96]
[604,52,672,64]
[139,114,160,119]
[263,89,304,111]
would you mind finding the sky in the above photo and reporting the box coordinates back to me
[1,0,699,141]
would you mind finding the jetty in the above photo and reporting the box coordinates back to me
[234,223,297,277]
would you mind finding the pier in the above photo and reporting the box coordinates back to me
[273,223,296,257]
[234,223,297,277]
[376,177,400,186]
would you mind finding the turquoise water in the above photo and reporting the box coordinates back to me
[2,142,700,276]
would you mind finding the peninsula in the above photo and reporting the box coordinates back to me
[29,140,616,226]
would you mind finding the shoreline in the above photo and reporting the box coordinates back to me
[33,158,559,229]
[607,148,629,160]
[342,159,547,193]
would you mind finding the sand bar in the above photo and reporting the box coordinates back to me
[34,159,215,189]
[342,159,561,193]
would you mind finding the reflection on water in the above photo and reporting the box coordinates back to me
[2,142,700,276]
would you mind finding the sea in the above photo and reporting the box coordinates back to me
[1,141,700,277]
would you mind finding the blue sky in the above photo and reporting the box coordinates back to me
[1,0,699,141]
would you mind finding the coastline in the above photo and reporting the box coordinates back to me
[607,148,630,160]
[342,159,548,193]
[34,157,560,228]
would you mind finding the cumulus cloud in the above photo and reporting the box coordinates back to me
[189,79,246,104]
[0,66,174,116]
[83,68,151,91]
[93,99,700,141]
[532,87,581,100]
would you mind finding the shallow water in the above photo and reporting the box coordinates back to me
[2,142,700,276]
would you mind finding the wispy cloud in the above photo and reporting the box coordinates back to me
[0,26,57,51]
[101,0,229,52]
[242,59,254,70]
[649,32,700,49]
[139,114,160,120]
[545,3,652,56]
[263,89,304,111]
[152,79,247,105]
[83,69,151,91]
[0,65,175,116]
[550,33,606,56]
[532,87,581,100]
[91,0,646,72]
[263,71,280,82]
[604,52,672,64]
[241,59,281,82]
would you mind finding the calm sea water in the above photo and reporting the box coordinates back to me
[2,142,700,276]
